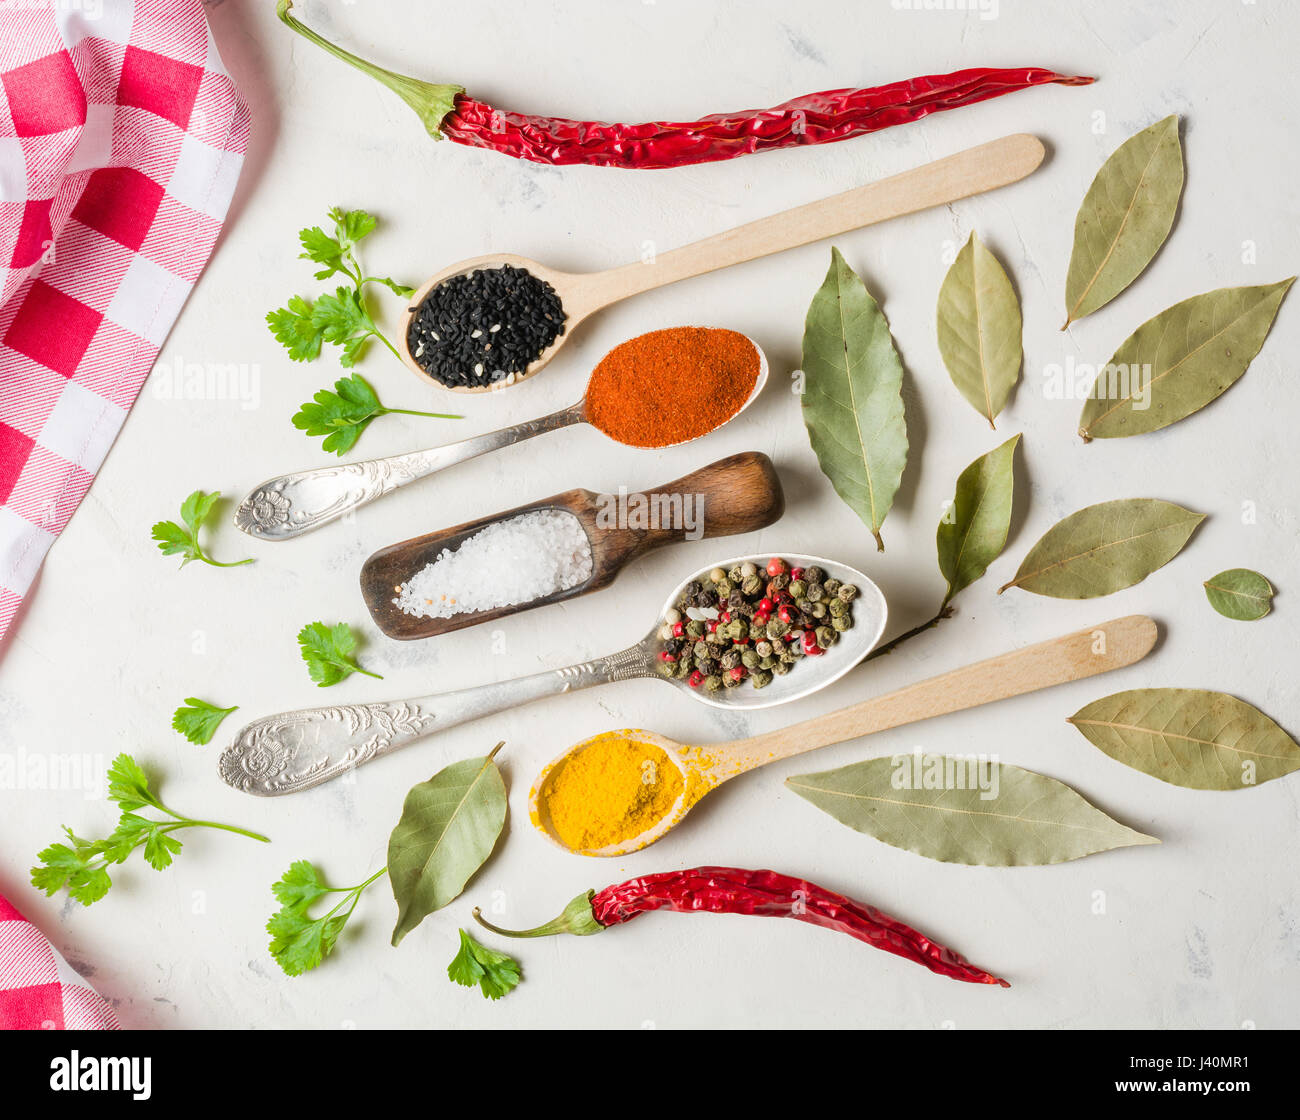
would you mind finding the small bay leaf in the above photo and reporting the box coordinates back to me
[1204,568,1273,621]
[787,755,1157,865]
[937,434,1019,606]
[1069,688,1300,789]
[999,497,1203,598]
[389,744,506,946]
[1078,279,1294,440]
[936,233,1023,426]
[801,247,908,551]
[1064,115,1183,326]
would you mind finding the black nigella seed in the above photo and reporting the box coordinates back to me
[405,264,566,388]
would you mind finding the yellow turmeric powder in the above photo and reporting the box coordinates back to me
[540,732,684,852]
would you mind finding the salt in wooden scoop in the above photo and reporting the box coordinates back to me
[530,616,1158,856]
[234,327,767,541]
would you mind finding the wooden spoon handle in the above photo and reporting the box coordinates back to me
[584,134,1044,307]
[711,615,1156,775]
[594,451,785,569]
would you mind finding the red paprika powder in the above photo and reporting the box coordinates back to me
[585,327,760,448]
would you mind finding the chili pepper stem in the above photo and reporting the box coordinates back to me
[472,892,605,938]
[276,0,463,139]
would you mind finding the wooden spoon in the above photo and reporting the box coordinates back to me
[360,451,785,640]
[398,133,1046,391]
[530,615,1158,857]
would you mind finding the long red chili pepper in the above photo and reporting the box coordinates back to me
[473,866,1008,987]
[278,2,1091,171]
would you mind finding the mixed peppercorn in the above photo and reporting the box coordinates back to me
[657,557,857,692]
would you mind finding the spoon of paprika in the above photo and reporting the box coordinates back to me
[529,615,1159,857]
[235,326,766,541]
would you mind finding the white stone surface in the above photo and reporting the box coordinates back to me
[2,0,1297,1028]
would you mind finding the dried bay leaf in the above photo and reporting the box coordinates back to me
[801,247,908,551]
[787,755,1157,865]
[936,233,1022,426]
[1069,688,1300,789]
[1064,115,1183,326]
[999,497,1203,598]
[1078,279,1294,440]
[937,434,1019,606]
[1204,568,1274,621]
[389,744,506,946]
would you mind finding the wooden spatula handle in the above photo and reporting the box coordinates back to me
[597,451,785,567]
[719,615,1157,772]
[584,134,1044,306]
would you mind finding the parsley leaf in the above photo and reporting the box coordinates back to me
[152,489,254,569]
[266,861,386,977]
[269,205,423,371]
[267,295,326,362]
[291,373,459,456]
[172,698,239,746]
[297,620,383,685]
[31,754,268,906]
[448,929,522,1000]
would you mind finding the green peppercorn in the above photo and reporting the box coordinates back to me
[722,672,741,689]
[715,579,732,597]
[805,582,824,603]
[766,619,791,641]
[751,669,773,689]
[832,615,852,632]
[795,597,813,613]
[741,575,763,597]
[741,649,760,669]
[704,674,723,693]
[754,639,773,658]
[803,566,825,584]
[779,650,798,665]
[759,656,776,670]
[706,628,727,646]
[788,640,805,658]
[828,598,848,618]
[728,565,744,583]
[788,579,807,600]
[815,626,836,649]
[810,601,828,619]
[769,636,787,655]
[675,657,692,678]
[772,660,792,676]
[838,583,859,603]
[657,660,675,677]
[720,649,742,671]
[685,619,705,638]
[693,640,710,661]
[823,577,841,596]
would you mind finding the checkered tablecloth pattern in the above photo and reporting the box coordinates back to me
[0,0,248,644]
[0,892,118,1029]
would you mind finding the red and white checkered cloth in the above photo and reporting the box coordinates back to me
[0,0,248,644]
[0,892,118,1029]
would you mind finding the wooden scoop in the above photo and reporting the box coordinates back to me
[530,615,1158,857]
[360,451,784,639]
[398,133,1046,391]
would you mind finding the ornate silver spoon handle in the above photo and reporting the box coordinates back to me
[218,644,653,796]
[234,402,585,541]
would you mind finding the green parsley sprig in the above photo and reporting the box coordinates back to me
[448,928,522,1000]
[172,697,239,745]
[31,754,268,905]
[292,372,460,456]
[152,490,253,569]
[267,206,415,368]
[298,620,383,685]
[267,860,387,976]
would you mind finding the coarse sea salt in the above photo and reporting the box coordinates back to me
[395,509,593,619]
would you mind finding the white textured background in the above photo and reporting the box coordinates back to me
[2,0,1297,1028]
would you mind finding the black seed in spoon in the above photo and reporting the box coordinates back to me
[407,264,566,388]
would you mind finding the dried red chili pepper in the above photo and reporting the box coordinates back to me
[278,2,1091,171]
[473,866,1008,987]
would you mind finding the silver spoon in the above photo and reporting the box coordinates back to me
[217,553,886,796]
[234,329,768,541]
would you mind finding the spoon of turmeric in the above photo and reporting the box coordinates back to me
[530,615,1158,857]
[235,326,766,541]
